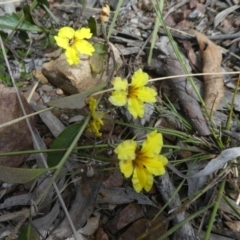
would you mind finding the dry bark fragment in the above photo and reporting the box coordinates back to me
[164,55,210,136]
[192,30,224,115]
[156,36,209,135]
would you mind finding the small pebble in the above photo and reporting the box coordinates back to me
[56,88,64,95]
[41,84,54,92]
[60,113,69,121]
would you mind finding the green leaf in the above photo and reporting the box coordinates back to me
[37,0,49,8]
[48,34,55,46]
[0,13,42,32]
[88,16,98,36]
[22,4,35,25]
[0,165,54,184]
[18,31,29,44]
[47,122,83,167]
[89,42,108,74]
[47,83,107,109]
[18,224,39,240]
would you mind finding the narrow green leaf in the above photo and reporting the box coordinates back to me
[88,16,98,36]
[18,224,39,240]
[37,0,49,8]
[47,122,83,167]
[47,83,107,109]
[0,165,53,184]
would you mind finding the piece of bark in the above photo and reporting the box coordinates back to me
[47,167,102,239]
[156,173,197,240]
[164,55,210,136]
[0,84,36,167]
[192,30,224,115]
[154,36,209,136]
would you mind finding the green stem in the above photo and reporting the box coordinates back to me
[35,115,91,206]
[107,0,123,39]
[0,144,109,157]
[158,203,214,240]
[203,179,225,240]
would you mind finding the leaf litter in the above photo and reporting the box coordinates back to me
[1,0,240,239]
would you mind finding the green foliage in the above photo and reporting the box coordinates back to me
[0,13,42,32]
[18,224,39,240]
[18,31,29,44]
[47,122,84,167]
[89,42,108,74]
[47,83,107,109]
[0,165,54,184]
[0,48,11,86]
[37,0,49,8]
[88,16,98,36]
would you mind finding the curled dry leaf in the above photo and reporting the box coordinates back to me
[192,30,224,115]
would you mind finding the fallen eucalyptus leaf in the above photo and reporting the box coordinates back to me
[214,5,240,28]
[0,165,54,184]
[192,147,240,178]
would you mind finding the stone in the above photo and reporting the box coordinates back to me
[0,84,36,167]
[42,44,122,95]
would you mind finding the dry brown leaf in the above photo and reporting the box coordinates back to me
[192,30,224,115]
[104,203,144,234]
[225,221,240,232]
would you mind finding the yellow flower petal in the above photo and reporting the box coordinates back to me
[95,111,105,121]
[139,156,167,176]
[132,165,153,192]
[75,27,93,40]
[65,47,79,65]
[89,97,97,113]
[87,97,104,137]
[75,39,95,56]
[131,69,148,88]
[114,140,137,161]
[54,36,69,49]
[58,27,75,39]
[141,131,163,157]
[112,77,128,91]
[133,86,157,103]
[87,119,102,137]
[119,160,133,178]
[109,90,127,106]
[143,173,154,192]
[55,27,75,49]
[127,97,144,119]
[157,154,168,166]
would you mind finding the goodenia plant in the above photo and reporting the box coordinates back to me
[54,26,168,193]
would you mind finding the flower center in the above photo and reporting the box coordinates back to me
[128,86,137,98]
[68,37,75,46]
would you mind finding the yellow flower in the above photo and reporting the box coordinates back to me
[54,26,95,65]
[108,69,157,119]
[87,97,104,137]
[114,130,168,193]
